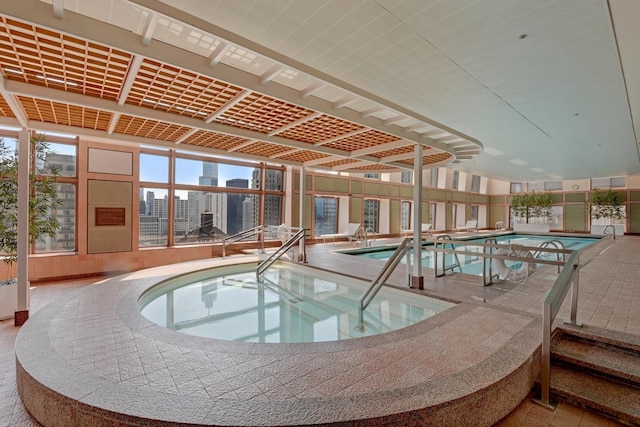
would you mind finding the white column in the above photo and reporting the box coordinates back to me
[16,129,30,324]
[298,167,306,261]
[412,144,424,289]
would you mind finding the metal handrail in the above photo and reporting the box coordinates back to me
[364,227,377,247]
[357,237,412,331]
[222,225,263,258]
[602,224,616,239]
[256,228,307,282]
[434,235,462,277]
[533,250,581,410]
[421,237,571,285]
[482,238,499,285]
[533,240,565,273]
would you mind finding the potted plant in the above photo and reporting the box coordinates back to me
[511,191,553,232]
[590,189,625,236]
[0,134,60,319]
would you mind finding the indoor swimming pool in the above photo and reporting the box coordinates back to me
[345,234,600,276]
[139,262,455,343]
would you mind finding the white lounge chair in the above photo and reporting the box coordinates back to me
[320,223,363,244]
[456,220,478,232]
[404,223,433,237]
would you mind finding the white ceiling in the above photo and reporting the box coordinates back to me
[149,0,640,182]
[9,0,640,181]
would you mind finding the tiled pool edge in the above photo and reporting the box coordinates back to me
[15,259,543,426]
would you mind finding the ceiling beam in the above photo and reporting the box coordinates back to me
[315,128,369,147]
[118,55,144,105]
[303,155,340,167]
[175,128,199,144]
[267,112,322,136]
[141,13,158,46]
[2,0,478,160]
[0,75,28,127]
[204,89,251,123]
[207,41,229,67]
[52,0,63,19]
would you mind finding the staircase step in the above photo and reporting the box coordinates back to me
[552,336,640,384]
[555,324,640,353]
[543,364,640,426]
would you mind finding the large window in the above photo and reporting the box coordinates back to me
[592,177,625,189]
[139,188,169,247]
[429,168,438,187]
[315,197,338,235]
[139,150,284,247]
[452,170,459,190]
[36,140,77,253]
[471,175,481,193]
[363,199,379,233]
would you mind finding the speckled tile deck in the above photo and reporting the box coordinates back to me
[11,235,639,426]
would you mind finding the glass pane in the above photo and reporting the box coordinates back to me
[452,170,459,190]
[430,168,438,187]
[401,171,412,184]
[41,142,76,177]
[140,153,169,183]
[176,158,261,188]
[173,190,261,244]
[471,175,480,193]
[0,138,17,159]
[510,182,524,193]
[139,187,169,247]
[611,177,625,188]
[265,169,283,191]
[35,183,75,252]
[401,201,411,230]
[544,181,562,191]
[315,197,338,235]
[264,195,282,226]
[364,199,379,233]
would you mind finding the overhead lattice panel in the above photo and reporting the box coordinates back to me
[0,17,130,102]
[114,115,191,142]
[183,130,252,150]
[278,115,365,144]
[323,130,401,152]
[368,145,414,159]
[212,92,314,135]
[18,96,112,130]
[279,151,331,163]
[0,93,16,117]
[234,141,294,158]
[126,59,245,118]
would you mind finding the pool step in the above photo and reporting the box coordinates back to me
[535,326,640,426]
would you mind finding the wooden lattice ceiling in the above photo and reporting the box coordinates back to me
[0,10,481,173]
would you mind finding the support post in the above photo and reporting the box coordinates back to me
[411,144,423,290]
[298,167,306,262]
[15,129,30,326]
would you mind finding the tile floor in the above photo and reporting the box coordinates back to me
[2,234,637,426]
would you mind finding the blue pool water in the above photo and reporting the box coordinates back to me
[347,234,599,276]
[139,262,454,343]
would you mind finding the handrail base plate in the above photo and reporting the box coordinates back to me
[531,397,558,411]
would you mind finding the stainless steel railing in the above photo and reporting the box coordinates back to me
[357,237,412,331]
[533,250,581,409]
[256,228,307,282]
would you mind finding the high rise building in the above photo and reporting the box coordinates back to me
[198,162,218,186]
[226,179,248,235]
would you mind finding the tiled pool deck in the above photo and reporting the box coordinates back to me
[3,233,637,426]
